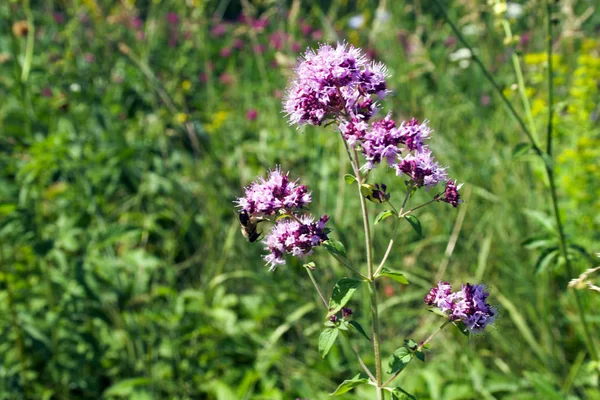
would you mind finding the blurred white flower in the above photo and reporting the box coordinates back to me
[375,9,391,23]
[348,14,365,29]
[506,3,524,19]
[449,48,472,62]
[462,24,481,36]
[69,83,81,92]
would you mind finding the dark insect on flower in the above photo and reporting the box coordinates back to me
[238,210,264,243]
[360,183,390,203]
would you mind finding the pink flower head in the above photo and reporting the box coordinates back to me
[395,149,448,189]
[269,31,288,50]
[219,72,233,86]
[236,167,312,217]
[263,214,329,270]
[398,118,431,152]
[360,114,403,169]
[283,42,389,127]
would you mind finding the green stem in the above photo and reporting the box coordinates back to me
[501,20,539,142]
[431,0,542,155]
[546,0,554,156]
[305,267,376,381]
[1,254,29,396]
[546,167,598,361]
[350,147,383,399]
[305,267,328,308]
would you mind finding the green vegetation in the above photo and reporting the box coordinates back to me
[0,1,598,399]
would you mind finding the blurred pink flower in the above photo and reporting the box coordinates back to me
[233,38,244,50]
[53,12,65,25]
[253,44,265,54]
[480,95,491,106]
[167,12,179,25]
[211,24,227,37]
[84,53,95,63]
[220,47,232,57]
[219,72,233,86]
[311,30,323,40]
[132,17,143,29]
[291,42,301,52]
[41,87,53,97]
[444,36,457,47]
[251,17,269,31]
[269,31,287,50]
[136,31,145,41]
[246,109,258,121]
[300,23,312,36]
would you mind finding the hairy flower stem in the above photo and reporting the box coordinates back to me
[433,0,598,362]
[304,267,376,381]
[349,147,384,399]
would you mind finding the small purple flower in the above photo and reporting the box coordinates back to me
[395,149,448,188]
[361,114,403,169]
[424,282,454,312]
[341,307,353,318]
[398,118,431,152]
[339,116,369,146]
[132,17,143,29]
[437,180,462,207]
[263,214,330,270]
[236,167,312,217]
[425,282,496,334]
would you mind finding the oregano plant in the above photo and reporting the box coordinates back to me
[236,43,497,399]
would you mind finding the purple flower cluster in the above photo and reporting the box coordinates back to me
[236,167,311,216]
[284,43,461,195]
[284,43,388,127]
[237,168,330,270]
[264,215,330,270]
[425,282,497,333]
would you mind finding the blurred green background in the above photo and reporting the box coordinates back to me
[1,0,599,398]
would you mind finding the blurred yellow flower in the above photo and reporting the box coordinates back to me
[175,113,188,123]
[182,80,192,92]
[205,110,229,133]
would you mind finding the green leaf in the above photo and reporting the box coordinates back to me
[344,174,357,184]
[330,373,369,395]
[349,320,371,341]
[378,268,408,284]
[328,278,362,316]
[452,320,471,337]
[391,387,417,400]
[323,240,347,258]
[512,142,531,158]
[387,345,413,374]
[404,215,423,238]
[375,210,396,225]
[34,239,54,257]
[415,350,425,362]
[318,327,339,358]
[521,235,554,249]
[103,378,152,397]
[534,247,560,274]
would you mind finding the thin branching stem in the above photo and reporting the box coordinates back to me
[305,267,376,381]
[382,320,451,387]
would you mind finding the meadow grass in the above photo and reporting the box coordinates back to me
[0,0,598,399]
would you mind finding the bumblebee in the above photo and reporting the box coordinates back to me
[238,210,263,242]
